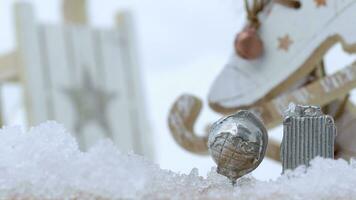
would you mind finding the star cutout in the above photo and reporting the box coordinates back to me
[314,0,327,7]
[64,70,116,146]
[278,34,293,52]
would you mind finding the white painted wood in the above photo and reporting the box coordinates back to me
[70,26,97,83]
[39,24,76,133]
[14,3,154,159]
[115,11,154,158]
[15,3,49,125]
[97,29,135,152]
[69,26,111,149]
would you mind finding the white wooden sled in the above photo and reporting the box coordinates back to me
[0,2,154,159]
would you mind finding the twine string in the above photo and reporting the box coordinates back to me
[244,0,301,29]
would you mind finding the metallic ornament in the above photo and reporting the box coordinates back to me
[234,26,264,60]
[208,110,268,183]
[281,104,336,172]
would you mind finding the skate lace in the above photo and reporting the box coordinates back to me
[245,0,301,29]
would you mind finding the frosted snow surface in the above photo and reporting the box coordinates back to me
[0,122,356,199]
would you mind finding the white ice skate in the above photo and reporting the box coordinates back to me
[209,0,356,112]
[168,0,356,160]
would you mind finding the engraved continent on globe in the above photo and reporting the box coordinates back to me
[208,110,268,182]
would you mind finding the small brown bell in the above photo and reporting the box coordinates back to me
[234,26,263,60]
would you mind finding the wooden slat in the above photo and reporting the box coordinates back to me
[98,29,135,152]
[40,24,75,129]
[15,3,49,125]
[62,0,87,25]
[116,11,154,158]
[0,51,19,82]
[69,26,108,149]
[69,26,98,85]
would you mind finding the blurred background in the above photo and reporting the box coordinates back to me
[0,0,355,181]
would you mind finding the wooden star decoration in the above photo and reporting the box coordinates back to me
[314,0,327,7]
[64,70,117,143]
[278,34,293,52]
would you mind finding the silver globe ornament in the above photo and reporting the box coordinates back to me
[208,110,268,183]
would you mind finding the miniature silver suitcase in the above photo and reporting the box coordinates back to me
[281,104,336,172]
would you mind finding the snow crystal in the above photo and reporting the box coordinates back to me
[0,122,355,199]
[283,103,323,118]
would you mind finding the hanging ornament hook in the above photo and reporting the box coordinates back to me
[234,0,265,60]
[234,0,300,60]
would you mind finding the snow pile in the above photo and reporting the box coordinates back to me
[0,122,355,199]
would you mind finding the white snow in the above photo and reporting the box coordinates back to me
[0,122,355,199]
